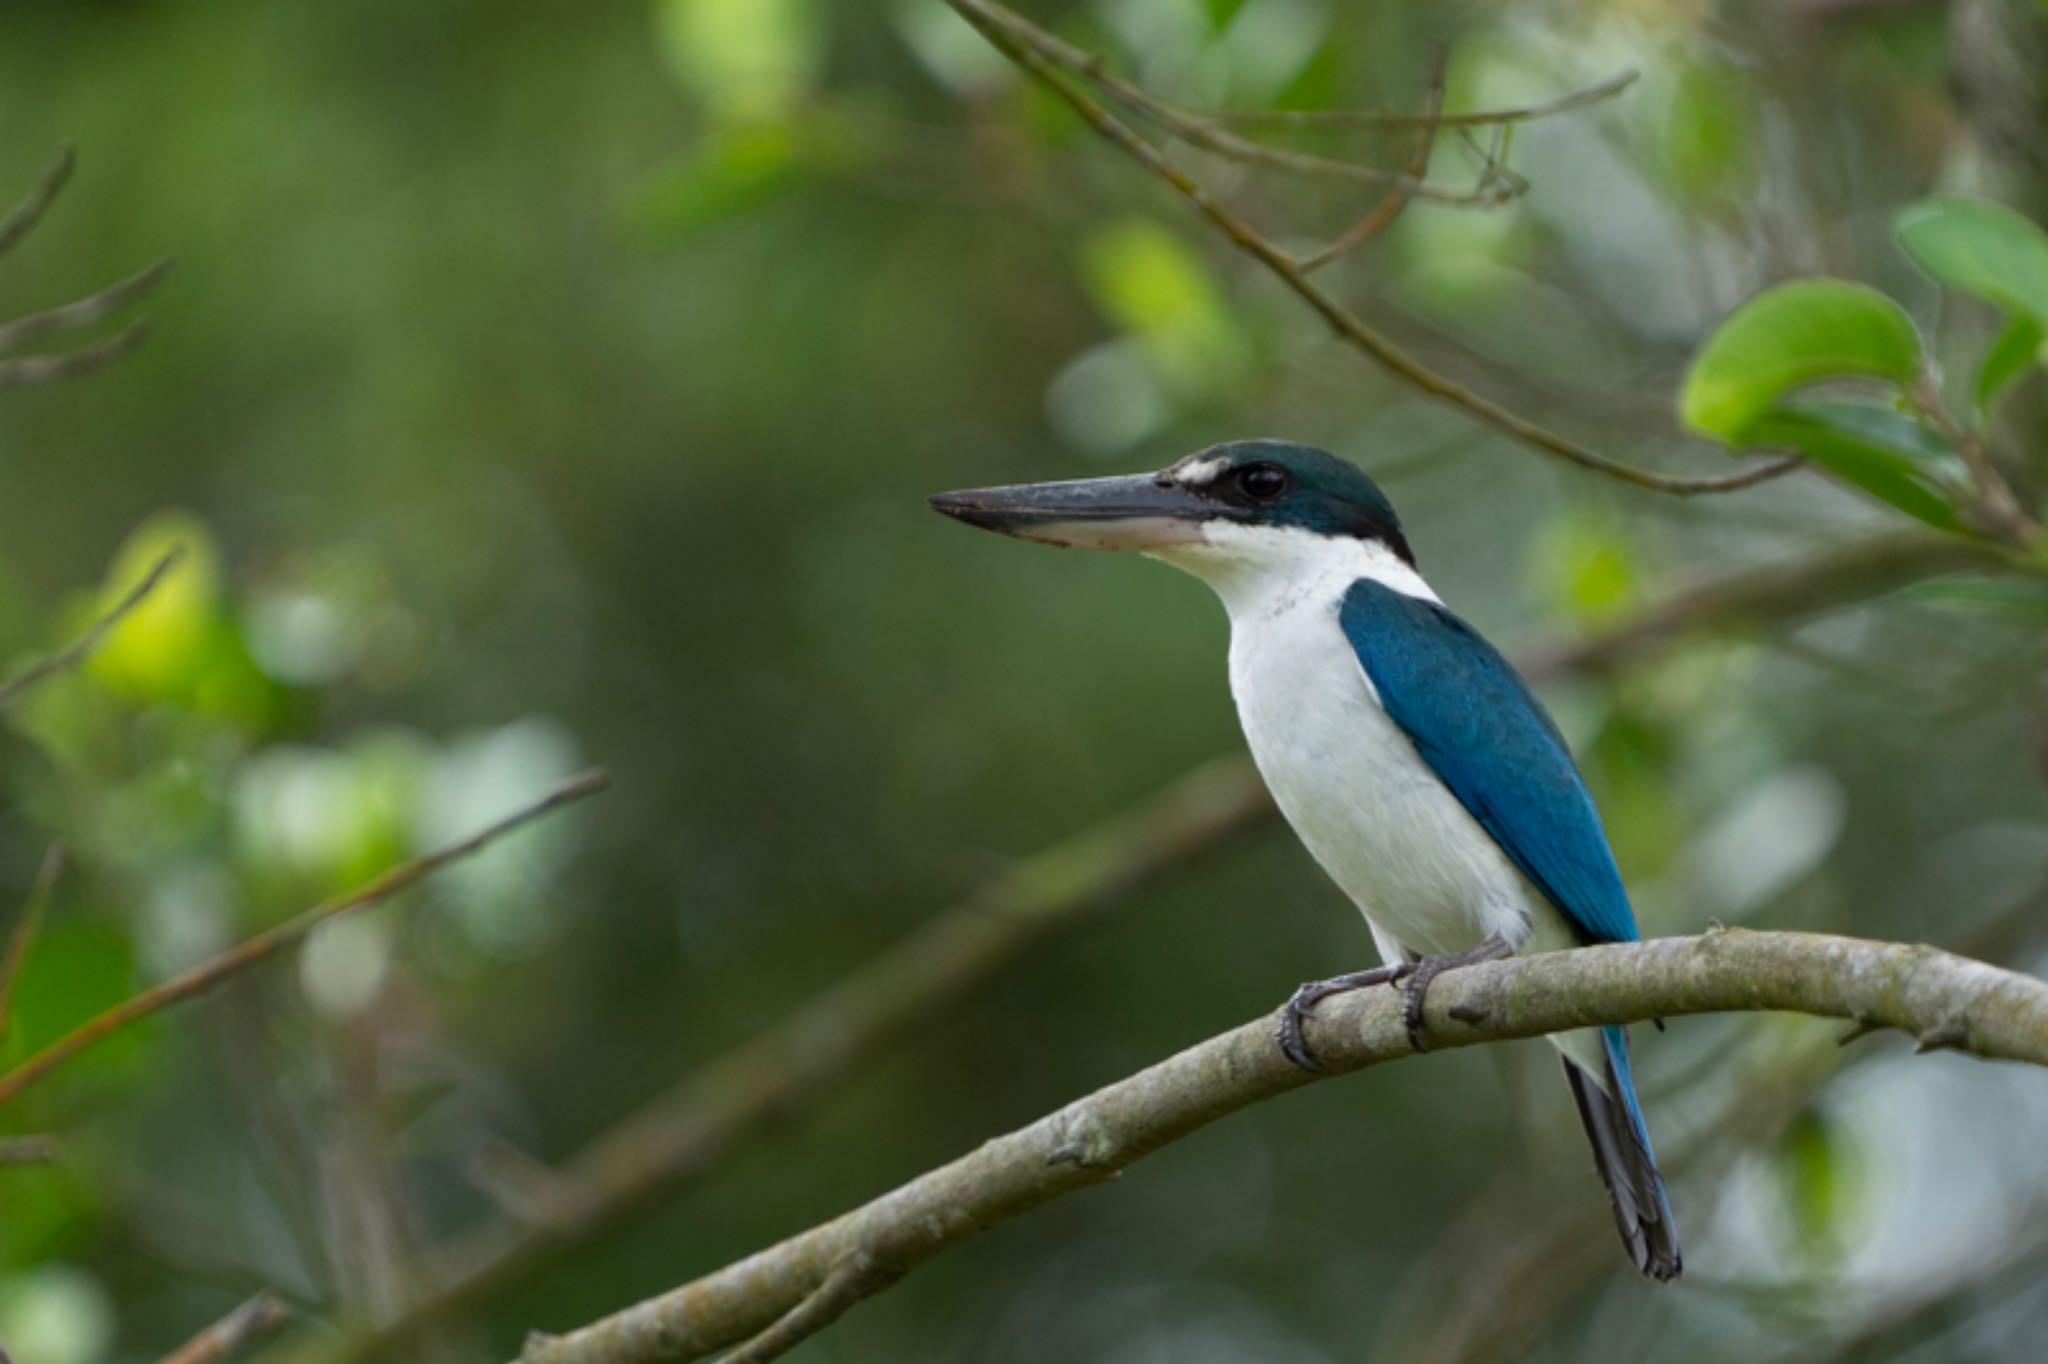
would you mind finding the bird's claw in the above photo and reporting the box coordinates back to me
[1276,964,1412,1072]
[1278,936,1515,1066]
[1400,935,1514,1053]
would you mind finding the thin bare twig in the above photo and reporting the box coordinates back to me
[1297,42,1448,273]
[0,1134,58,1166]
[0,257,176,355]
[1221,68,1642,129]
[514,932,2048,1364]
[709,1254,892,1364]
[0,769,610,1110]
[945,0,1803,497]
[155,1295,293,1364]
[0,146,75,258]
[0,320,152,387]
[0,548,184,713]
[0,844,64,1044]
[973,6,1513,206]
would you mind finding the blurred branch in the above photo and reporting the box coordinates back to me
[942,0,1800,497]
[0,258,176,356]
[265,532,1972,1364]
[0,769,610,1111]
[0,548,183,713]
[0,845,63,1043]
[513,931,2048,1364]
[1296,42,1447,274]
[279,755,1271,1364]
[1817,1206,2048,1363]
[0,146,75,257]
[0,1134,58,1166]
[1517,532,1999,678]
[0,146,176,387]
[155,1295,293,1364]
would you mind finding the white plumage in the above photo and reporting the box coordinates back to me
[1154,522,1597,1065]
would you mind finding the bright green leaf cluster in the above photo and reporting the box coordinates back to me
[1679,194,2048,535]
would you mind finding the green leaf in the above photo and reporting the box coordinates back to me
[1745,400,1965,532]
[1974,312,2046,422]
[1895,196,2048,322]
[1681,280,1923,442]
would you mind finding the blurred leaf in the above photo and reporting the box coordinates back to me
[1974,312,2045,423]
[1775,1107,1866,1262]
[1531,508,1640,628]
[0,1168,105,1273]
[0,1265,114,1364]
[88,511,221,704]
[1905,576,2048,616]
[632,123,805,238]
[1681,281,1924,442]
[656,0,822,121]
[1584,707,1681,880]
[1665,61,1758,205]
[1745,400,1965,532]
[1078,217,1247,390]
[1895,195,2048,322]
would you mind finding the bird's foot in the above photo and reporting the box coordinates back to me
[1400,935,1512,1053]
[1277,964,1413,1072]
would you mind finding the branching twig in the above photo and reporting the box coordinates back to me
[0,258,176,355]
[1220,68,1641,130]
[943,0,1802,496]
[514,932,2048,1364]
[0,548,184,713]
[0,845,63,1043]
[1297,42,1447,274]
[708,1253,893,1364]
[155,1295,292,1364]
[0,769,610,1110]
[964,5,1512,206]
[1910,375,2043,550]
[0,146,175,386]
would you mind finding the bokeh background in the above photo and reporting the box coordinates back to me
[3,1,2048,1361]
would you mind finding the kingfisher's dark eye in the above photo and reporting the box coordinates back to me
[1237,463,1288,501]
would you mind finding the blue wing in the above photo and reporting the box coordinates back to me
[1339,579,1638,946]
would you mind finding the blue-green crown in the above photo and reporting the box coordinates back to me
[1167,440,1412,563]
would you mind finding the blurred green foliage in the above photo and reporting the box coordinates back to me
[0,1,2045,1362]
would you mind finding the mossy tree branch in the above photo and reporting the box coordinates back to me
[513,931,2048,1364]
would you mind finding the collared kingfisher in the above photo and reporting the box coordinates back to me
[930,439,1680,1281]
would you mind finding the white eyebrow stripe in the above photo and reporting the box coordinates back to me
[1174,455,1228,486]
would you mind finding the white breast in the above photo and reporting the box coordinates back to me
[1155,526,1552,963]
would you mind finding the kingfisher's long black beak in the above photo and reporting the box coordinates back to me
[927,473,1211,550]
